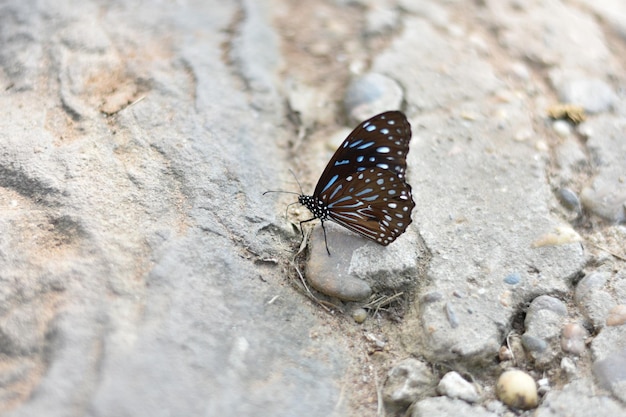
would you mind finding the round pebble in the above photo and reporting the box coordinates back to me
[535,140,549,151]
[553,119,572,137]
[496,370,538,410]
[305,225,373,301]
[343,73,404,123]
[575,272,609,303]
[558,188,582,214]
[521,334,548,353]
[606,305,626,326]
[307,273,372,301]
[580,185,626,223]
[504,272,521,285]
[527,295,567,317]
[352,308,368,324]
[561,323,588,355]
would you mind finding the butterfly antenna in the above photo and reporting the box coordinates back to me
[263,169,305,196]
[288,168,305,195]
[262,190,300,196]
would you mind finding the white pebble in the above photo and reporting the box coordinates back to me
[553,120,572,137]
[437,371,479,403]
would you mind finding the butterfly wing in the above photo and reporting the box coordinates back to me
[320,167,415,245]
[313,111,412,197]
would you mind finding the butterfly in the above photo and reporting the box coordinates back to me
[268,111,415,255]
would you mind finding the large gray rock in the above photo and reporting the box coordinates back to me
[0,0,625,416]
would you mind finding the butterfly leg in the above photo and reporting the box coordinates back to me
[320,220,331,256]
[298,218,331,256]
[299,217,316,239]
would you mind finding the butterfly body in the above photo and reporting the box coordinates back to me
[298,111,415,252]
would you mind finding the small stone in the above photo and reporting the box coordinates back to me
[557,188,582,215]
[445,302,459,328]
[556,78,617,114]
[580,183,626,223]
[504,272,521,285]
[364,332,387,350]
[507,335,527,365]
[496,370,538,410]
[437,371,479,403]
[535,140,549,152]
[552,120,572,137]
[606,305,626,326]
[514,127,534,142]
[575,272,609,303]
[305,224,373,301]
[561,323,588,355]
[561,357,577,377]
[343,73,404,124]
[592,348,626,403]
[383,358,436,411]
[421,291,443,303]
[526,295,567,317]
[307,272,372,301]
[537,377,551,395]
[523,295,567,364]
[452,290,467,298]
[352,308,368,324]
[521,334,548,354]
[499,290,512,307]
[575,272,615,328]
[499,345,514,362]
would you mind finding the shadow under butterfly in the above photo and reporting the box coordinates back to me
[265,111,416,255]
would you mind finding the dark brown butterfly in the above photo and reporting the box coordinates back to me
[293,111,415,254]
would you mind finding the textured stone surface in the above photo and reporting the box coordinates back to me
[1,1,625,416]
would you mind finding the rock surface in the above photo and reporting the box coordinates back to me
[0,0,625,416]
